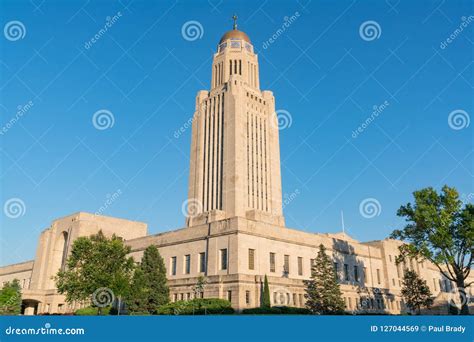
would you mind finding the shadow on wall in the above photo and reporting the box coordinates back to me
[331,238,391,314]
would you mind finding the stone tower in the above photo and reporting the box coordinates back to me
[187,19,285,227]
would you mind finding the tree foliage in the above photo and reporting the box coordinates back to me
[55,230,135,314]
[261,275,271,308]
[0,279,21,315]
[193,275,207,298]
[391,185,473,315]
[304,244,345,314]
[127,245,169,314]
[401,270,433,314]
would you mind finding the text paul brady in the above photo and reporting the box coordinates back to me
[429,325,466,334]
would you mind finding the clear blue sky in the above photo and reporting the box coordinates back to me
[0,0,472,266]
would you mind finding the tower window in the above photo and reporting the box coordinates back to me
[248,249,255,270]
[220,248,228,270]
[199,252,206,273]
[184,254,191,274]
[284,255,290,275]
[171,256,177,276]
[270,252,275,272]
[354,265,359,282]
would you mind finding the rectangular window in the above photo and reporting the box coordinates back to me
[245,290,250,305]
[333,262,338,280]
[392,278,395,286]
[171,256,177,276]
[199,252,206,273]
[248,249,255,270]
[376,269,381,284]
[389,254,392,262]
[184,254,191,274]
[354,265,359,282]
[220,249,228,270]
[284,255,290,274]
[433,278,437,291]
[297,257,303,276]
[363,267,367,283]
[344,264,349,281]
[270,252,276,272]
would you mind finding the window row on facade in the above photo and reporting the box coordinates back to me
[169,249,228,276]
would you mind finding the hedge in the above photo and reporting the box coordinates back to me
[241,306,311,315]
[74,306,111,316]
[157,298,234,315]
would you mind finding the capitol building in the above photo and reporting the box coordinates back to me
[0,23,469,315]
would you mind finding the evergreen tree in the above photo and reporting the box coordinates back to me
[0,279,21,315]
[401,270,433,314]
[128,245,169,314]
[304,244,345,314]
[261,275,271,308]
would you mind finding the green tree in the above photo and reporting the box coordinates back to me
[193,275,207,299]
[0,279,21,315]
[304,244,345,315]
[391,186,473,315]
[261,275,271,308]
[128,245,169,314]
[55,231,135,315]
[401,270,433,314]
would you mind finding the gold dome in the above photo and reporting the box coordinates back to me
[219,29,251,44]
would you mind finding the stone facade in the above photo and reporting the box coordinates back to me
[0,26,471,315]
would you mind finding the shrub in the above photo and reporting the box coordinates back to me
[241,306,310,315]
[157,298,234,315]
[74,306,111,316]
